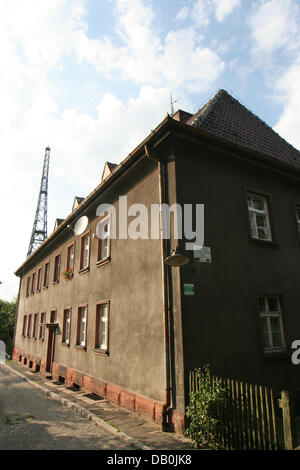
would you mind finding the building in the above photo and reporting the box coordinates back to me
[13,90,300,432]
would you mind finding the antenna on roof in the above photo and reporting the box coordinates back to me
[170,93,180,116]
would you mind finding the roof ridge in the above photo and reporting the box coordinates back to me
[187,89,227,127]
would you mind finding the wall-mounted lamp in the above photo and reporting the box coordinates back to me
[164,246,189,267]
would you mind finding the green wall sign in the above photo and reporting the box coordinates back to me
[184,283,194,296]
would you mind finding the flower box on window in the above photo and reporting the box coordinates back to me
[62,269,73,280]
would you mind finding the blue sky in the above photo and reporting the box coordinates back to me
[0,0,299,300]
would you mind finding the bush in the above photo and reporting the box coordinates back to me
[186,365,227,449]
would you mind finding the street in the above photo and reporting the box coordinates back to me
[0,365,135,450]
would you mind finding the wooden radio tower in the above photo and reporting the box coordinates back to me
[27,147,50,256]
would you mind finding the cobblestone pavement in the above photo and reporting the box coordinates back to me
[0,365,135,450]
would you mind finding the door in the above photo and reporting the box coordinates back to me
[46,327,55,373]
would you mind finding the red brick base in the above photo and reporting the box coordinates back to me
[12,346,186,433]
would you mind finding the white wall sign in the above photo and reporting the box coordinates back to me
[194,246,212,263]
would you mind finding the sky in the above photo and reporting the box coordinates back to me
[0,0,299,301]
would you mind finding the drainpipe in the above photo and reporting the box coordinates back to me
[144,144,172,431]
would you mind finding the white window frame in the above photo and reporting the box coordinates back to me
[66,244,75,272]
[80,233,90,270]
[77,306,87,347]
[39,312,46,340]
[247,192,272,241]
[63,308,71,345]
[95,302,109,352]
[258,296,285,353]
[53,254,60,283]
[97,216,111,262]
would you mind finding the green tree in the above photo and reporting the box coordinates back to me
[0,298,17,357]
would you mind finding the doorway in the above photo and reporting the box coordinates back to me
[46,327,55,373]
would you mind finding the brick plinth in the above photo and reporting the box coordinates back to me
[12,347,186,433]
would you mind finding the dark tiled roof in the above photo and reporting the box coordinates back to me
[186,89,300,169]
[107,162,118,171]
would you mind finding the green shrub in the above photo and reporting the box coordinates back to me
[186,365,227,449]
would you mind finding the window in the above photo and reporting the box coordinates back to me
[77,306,87,347]
[31,272,36,294]
[80,232,90,270]
[66,244,75,273]
[97,217,111,263]
[53,254,60,283]
[258,296,285,353]
[39,312,46,340]
[27,314,32,337]
[295,205,300,235]
[43,262,50,288]
[22,315,27,336]
[33,313,38,339]
[62,308,71,345]
[50,309,57,323]
[26,276,30,297]
[95,302,109,353]
[247,192,272,241]
[37,267,42,292]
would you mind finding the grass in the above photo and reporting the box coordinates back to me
[4,414,35,425]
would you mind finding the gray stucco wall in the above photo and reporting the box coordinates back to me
[15,164,166,402]
[175,139,300,392]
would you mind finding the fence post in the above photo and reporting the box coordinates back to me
[279,391,297,450]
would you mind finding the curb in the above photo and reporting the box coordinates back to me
[2,362,153,451]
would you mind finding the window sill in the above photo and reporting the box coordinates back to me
[94,348,109,356]
[63,275,73,281]
[263,350,289,361]
[75,345,86,351]
[61,342,70,348]
[79,267,89,275]
[42,286,48,290]
[249,237,279,248]
[96,256,111,267]
[52,280,59,286]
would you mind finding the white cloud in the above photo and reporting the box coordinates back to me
[273,64,300,150]
[162,28,224,90]
[249,0,300,55]
[175,6,190,21]
[179,0,240,26]
[72,0,225,90]
[192,0,211,27]
[247,0,300,151]
[213,0,241,21]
